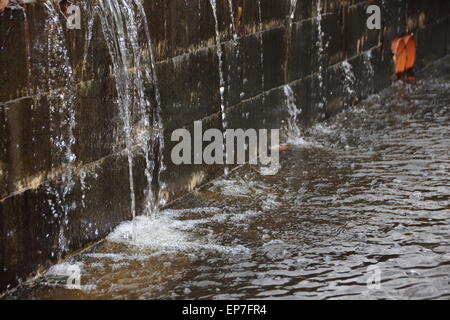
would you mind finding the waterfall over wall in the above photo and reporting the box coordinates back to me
[0,0,449,293]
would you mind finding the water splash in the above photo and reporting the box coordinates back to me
[341,60,356,105]
[107,212,252,255]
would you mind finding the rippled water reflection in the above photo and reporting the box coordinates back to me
[5,58,450,300]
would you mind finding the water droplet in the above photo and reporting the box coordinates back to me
[183,288,191,295]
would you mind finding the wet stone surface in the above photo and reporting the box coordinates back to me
[3,58,450,300]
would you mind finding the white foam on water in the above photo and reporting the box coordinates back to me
[84,253,149,262]
[288,135,320,147]
[46,262,83,277]
[107,215,252,256]
[163,207,223,217]
[107,215,189,247]
[212,179,254,197]
[262,194,281,211]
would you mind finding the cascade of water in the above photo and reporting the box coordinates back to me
[96,0,163,223]
[133,0,166,212]
[283,85,302,143]
[285,0,298,83]
[122,0,157,216]
[43,2,77,255]
[97,0,137,225]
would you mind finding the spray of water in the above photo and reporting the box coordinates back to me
[43,2,77,255]
[341,60,356,103]
[283,85,303,144]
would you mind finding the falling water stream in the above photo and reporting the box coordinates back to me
[284,0,298,84]
[208,0,231,176]
[283,0,302,142]
[315,0,327,112]
[283,85,303,144]
[227,0,238,42]
[95,0,163,223]
[208,0,226,131]
[97,0,138,224]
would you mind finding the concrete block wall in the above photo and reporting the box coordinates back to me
[0,0,448,293]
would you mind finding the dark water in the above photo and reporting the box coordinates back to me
[4,57,450,300]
